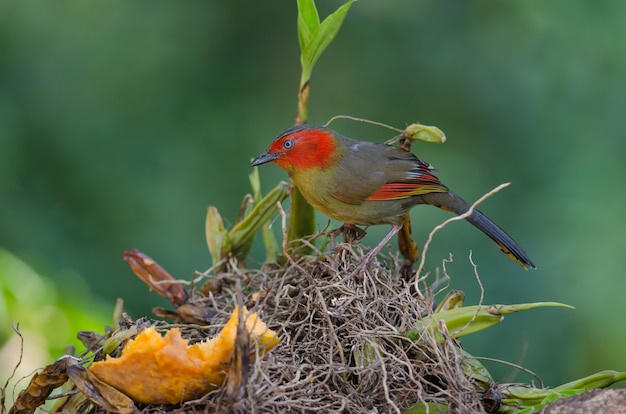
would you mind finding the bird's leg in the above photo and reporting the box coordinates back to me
[397,212,419,279]
[396,137,419,278]
[354,223,403,273]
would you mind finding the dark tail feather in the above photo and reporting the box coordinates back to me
[421,191,536,269]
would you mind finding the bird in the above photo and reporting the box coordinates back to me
[251,124,535,270]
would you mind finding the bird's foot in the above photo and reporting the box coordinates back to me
[349,223,404,277]
[329,223,367,247]
[351,248,379,276]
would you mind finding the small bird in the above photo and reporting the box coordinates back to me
[251,124,535,269]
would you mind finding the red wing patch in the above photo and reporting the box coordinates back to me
[366,182,447,200]
[365,161,447,201]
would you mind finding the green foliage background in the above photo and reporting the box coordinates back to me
[1,0,625,388]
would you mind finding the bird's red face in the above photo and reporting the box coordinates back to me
[251,125,338,173]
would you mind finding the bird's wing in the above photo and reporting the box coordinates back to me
[331,141,448,204]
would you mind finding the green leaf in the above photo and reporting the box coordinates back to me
[299,0,354,82]
[205,206,231,266]
[457,347,493,390]
[249,168,280,262]
[553,370,626,393]
[236,170,267,261]
[262,221,279,263]
[404,302,573,342]
[206,176,287,266]
[297,0,320,51]
[499,371,626,413]
[102,326,138,355]
[403,123,446,144]
[499,387,583,414]
[434,289,465,313]
[229,181,289,253]
[498,371,626,413]
[249,166,262,201]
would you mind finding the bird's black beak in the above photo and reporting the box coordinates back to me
[251,151,280,167]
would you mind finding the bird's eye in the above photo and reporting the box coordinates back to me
[282,139,294,150]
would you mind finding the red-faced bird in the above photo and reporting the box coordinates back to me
[252,124,535,269]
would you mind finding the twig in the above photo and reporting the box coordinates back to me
[1,323,24,412]
[474,357,544,388]
[324,115,403,133]
[449,251,487,338]
[276,201,291,262]
[415,182,512,295]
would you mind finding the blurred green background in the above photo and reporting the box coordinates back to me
[1,0,625,391]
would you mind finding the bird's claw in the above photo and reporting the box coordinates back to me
[329,223,366,247]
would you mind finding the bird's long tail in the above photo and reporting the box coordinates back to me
[420,191,536,269]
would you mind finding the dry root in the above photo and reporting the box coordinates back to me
[158,244,484,413]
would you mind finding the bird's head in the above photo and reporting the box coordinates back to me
[251,125,339,174]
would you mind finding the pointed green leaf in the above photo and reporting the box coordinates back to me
[300,0,354,82]
[249,167,261,200]
[249,168,280,262]
[297,0,320,51]
[234,172,262,261]
[236,204,256,261]
[229,181,289,252]
[262,222,279,263]
[553,370,626,393]
[405,302,573,342]
[206,206,232,266]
